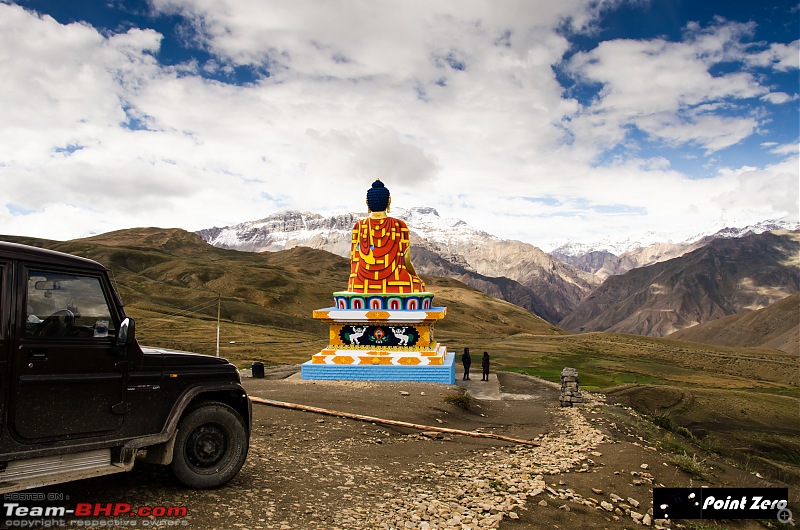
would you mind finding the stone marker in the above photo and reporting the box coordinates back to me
[559,367,586,407]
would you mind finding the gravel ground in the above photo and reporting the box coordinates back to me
[19,367,775,530]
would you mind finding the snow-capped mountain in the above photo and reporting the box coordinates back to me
[692,219,800,243]
[197,210,359,257]
[560,230,800,338]
[197,207,496,258]
[550,219,799,258]
[197,209,797,326]
[551,219,800,279]
[197,207,598,323]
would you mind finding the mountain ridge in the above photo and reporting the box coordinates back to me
[552,219,800,278]
[197,208,599,323]
[559,230,800,338]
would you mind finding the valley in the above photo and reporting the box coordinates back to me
[2,227,798,489]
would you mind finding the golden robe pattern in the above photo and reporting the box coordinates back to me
[347,216,425,294]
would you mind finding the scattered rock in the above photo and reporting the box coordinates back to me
[421,431,443,439]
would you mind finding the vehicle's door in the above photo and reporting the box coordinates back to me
[9,265,124,442]
[0,260,9,443]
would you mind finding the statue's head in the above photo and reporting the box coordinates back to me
[366,179,391,212]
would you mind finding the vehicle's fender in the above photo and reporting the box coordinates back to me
[121,382,250,462]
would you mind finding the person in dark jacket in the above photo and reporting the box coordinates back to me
[461,347,472,380]
[481,351,490,381]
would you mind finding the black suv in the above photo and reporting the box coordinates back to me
[0,241,250,492]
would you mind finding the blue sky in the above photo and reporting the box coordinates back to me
[0,0,797,249]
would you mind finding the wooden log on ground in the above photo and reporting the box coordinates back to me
[250,396,540,446]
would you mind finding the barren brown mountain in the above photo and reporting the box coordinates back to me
[559,230,800,337]
[668,293,800,353]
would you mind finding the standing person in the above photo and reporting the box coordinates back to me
[481,352,490,381]
[461,347,472,380]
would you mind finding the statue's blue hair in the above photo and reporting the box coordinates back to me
[367,180,390,212]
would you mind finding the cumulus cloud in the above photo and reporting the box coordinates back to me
[712,156,800,223]
[745,40,800,71]
[0,1,797,247]
[564,19,770,156]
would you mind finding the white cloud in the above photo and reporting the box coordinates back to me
[0,1,797,249]
[712,156,800,223]
[762,91,794,104]
[745,40,800,71]
[565,19,770,156]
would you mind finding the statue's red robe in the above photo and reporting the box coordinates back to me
[347,216,425,294]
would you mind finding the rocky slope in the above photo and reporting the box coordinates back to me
[559,230,800,337]
[550,249,616,275]
[667,293,800,353]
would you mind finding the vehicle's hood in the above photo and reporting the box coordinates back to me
[140,346,232,367]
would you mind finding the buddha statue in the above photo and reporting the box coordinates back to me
[347,180,426,294]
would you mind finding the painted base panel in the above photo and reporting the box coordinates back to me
[311,344,447,366]
[302,352,455,384]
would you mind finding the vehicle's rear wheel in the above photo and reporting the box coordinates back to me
[171,402,248,489]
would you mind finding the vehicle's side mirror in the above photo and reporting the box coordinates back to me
[116,317,135,355]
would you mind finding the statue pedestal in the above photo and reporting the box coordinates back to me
[301,305,454,384]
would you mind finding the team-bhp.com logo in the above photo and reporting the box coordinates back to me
[3,493,189,527]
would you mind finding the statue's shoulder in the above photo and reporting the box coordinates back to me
[389,217,409,229]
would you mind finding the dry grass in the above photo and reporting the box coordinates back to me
[669,452,708,479]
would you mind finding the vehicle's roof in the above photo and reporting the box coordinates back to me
[0,241,105,271]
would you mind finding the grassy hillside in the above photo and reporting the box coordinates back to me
[1,228,561,363]
[479,331,799,485]
[483,332,797,388]
[668,293,799,353]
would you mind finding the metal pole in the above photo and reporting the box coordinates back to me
[216,294,220,357]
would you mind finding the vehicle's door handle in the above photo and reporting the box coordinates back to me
[28,348,48,360]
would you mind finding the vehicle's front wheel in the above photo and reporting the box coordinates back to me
[171,402,248,489]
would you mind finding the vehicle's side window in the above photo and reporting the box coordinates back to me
[25,270,116,339]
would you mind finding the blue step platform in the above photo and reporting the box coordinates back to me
[301,352,455,384]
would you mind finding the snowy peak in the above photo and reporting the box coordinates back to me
[395,207,496,243]
[196,210,359,254]
[549,232,680,258]
[551,219,799,258]
[196,207,493,256]
[701,219,800,241]
[549,218,800,280]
